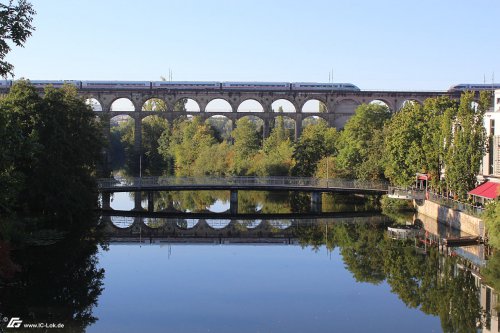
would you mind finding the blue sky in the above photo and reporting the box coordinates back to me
[6,0,500,90]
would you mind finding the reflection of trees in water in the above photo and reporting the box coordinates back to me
[0,235,105,332]
[322,193,380,213]
[152,190,229,212]
[147,191,381,215]
[238,191,291,214]
[336,223,386,284]
[296,222,482,331]
[484,252,500,293]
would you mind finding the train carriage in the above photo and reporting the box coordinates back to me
[152,81,220,90]
[27,80,81,89]
[81,81,151,90]
[291,82,360,91]
[222,82,290,91]
[448,83,500,92]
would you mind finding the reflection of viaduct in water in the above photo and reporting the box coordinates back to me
[102,212,391,244]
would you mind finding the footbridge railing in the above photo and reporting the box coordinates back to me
[97,176,389,193]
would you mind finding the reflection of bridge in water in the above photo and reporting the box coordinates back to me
[98,176,389,213]
[102,211,391,244]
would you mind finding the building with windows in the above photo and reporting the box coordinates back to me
[482,89,500,177]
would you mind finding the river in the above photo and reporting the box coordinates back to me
[1,191,495,332]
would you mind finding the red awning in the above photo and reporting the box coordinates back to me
[468,181,500,199]
[417,174,429,180]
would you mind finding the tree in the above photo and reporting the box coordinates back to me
[0,79,41,213]
[28,84,104,228]
[173,98,187,111]
[291,120,338,176]
[336,103,391,180]
[483,200,500,249]
[159,116,216,176]
[0,80,104,229]
[109,117,135,174]
[231,117,260,174]
[319,102,327,113]
[142,98,166,112]
[1,234,104,331]
[0,0,36,77]
[421,96,458,191]
[141,116,169,175]
[383,102,428,186]
[445,91,490,199]
[383,96,461,190]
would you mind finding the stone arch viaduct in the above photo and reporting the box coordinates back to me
[79,87,451,166]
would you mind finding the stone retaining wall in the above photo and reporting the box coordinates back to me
[415,200,485,238]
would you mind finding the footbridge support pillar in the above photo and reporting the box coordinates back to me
[147,191,154,212]
[230,189,238,215]
[133,191,144,211]
[101,192,111,210]
[311,191,323,213]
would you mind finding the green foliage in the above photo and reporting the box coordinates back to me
[336,103,391,180]
[141,116,169,175]
[421,96,458,190]
[291,120,338,176]
[193,141,232,176]
[445,91,489,199]
[142,98,167,111]
[206,116,232,142]
[483,200,500,249]
[0,80,104,230]
[1,235,105,330]
[0,0,36,77]
[383,100,427,186]
[380,195,414,213]
[0,80,41,213]
[250,115,294,176]
[263,115,288,154]
[232,117,260,174]
[294,221,482,331]
[483,249,500,292]
[159,116,216,176]
[319,102,327,113]
[334,223,386,283]
[382,92,488,196]
[314,156,337,178]
[109,118,134,172]
[173,98,187,111]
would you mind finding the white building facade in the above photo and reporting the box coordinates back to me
[482,89,500,177]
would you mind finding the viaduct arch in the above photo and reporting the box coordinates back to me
[69,87,452,175]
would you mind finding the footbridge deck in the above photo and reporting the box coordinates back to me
[97,176,389,194]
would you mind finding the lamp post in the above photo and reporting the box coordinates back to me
[326,156,329,187]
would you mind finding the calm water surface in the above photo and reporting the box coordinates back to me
[88,243,441,333]
[2,191,493,332]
